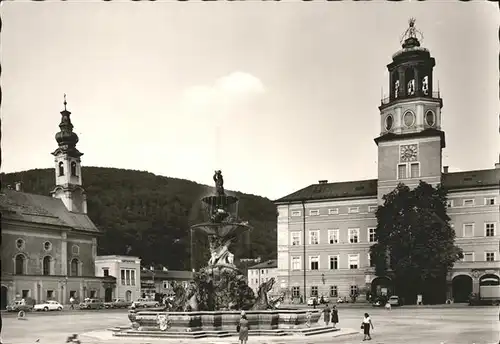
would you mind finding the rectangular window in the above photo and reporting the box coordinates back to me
[369,253,375,267]
[397,164,407,180]
[348,207,359,214]
[291,210,301,217]
[309,230,319,245]
[310,256,319,270]
[126,270,131,286]
[350,285,358,296]
[291,256,302,270]
[309,209,320,216]
[348,228,359,243]
[368,227,376,242]
[291,232,301,246]
[47,290,54,299]
[90,290,96,298]
[485,197,496,205]
[328,208,339,215]
[462,252,474,262]
[22,290,29,298]
[463,199,474,206]
[348,254,359,269]
[292,286,300,297]
[70,290,76,298]
[131,270,136,286]
[103,268,109,277]
[329,285,338,297]
[329,255,339,270]
[463,224,474,237]
[410,163,420,178]
[310,286,318,297]
[368,206,377,213]
[121,269,126,285]
[486,252,496,262]
[485,223,496,237]
[162,281,170,289]
[446,200,453,208]
[328,229,339,244]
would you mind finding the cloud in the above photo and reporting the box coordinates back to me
[180,71,265,123]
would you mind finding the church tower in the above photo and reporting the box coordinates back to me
[51,95,87,213]
[375,19,445,200]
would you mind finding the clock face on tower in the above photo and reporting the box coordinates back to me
[400,144,418,162]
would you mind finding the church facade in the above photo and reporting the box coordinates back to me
[275,21,500,304]
[0,99,116,308]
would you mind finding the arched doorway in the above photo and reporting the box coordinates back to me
[105,288,112,302]
[452,275,473,303]
[1,286,8,310]
[125,290,132,302]
[371,276,393,297]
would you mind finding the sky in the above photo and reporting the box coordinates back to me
[1,2,499,200]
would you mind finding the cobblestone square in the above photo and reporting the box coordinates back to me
[2,306,499,344]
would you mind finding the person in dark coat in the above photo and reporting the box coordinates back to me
[322,304,331,326]
[331,305,339,328]
[238,311,249,344]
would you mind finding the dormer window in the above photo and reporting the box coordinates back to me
[58,162,64,176]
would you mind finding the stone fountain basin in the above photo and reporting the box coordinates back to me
[129,309,321,332]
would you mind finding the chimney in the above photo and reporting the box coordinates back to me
[15,182,22,192]
[443,166,449,174]
[318,180,328,184]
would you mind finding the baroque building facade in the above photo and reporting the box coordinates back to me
[0,98,116,308]
[275,21,500,304]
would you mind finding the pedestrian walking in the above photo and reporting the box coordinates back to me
[361,313,374,341]
[238,311,249,344]
[331,305,339,329]
[69,296,75,310]
[312,298,317,309]
[322,303,331,326]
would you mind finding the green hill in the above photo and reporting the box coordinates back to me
[1,167,277,270]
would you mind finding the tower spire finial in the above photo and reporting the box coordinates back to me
[63,93,67,111]
[400,17,424,49]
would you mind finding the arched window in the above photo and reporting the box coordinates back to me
[58,162,64,176]
[405,68,415,96]
[70,258,79,276]
[70,162,77,176]
[15,254,25,275]
[422,76,429,95]
[43,256,51,276]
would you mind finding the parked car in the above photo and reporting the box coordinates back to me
[131,298,160,309]
[104,299,132,309]
[371,296,389,307]
[79,298,104,310]
[34,300,63,311]
[6,300,34,312]
[318,296,330,304]
[336,297,349,304]
[388,295,402,306]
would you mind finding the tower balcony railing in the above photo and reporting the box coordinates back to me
[381,91,441,105]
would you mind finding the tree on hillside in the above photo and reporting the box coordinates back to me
[1,168,278,270]
[369,181,463,304]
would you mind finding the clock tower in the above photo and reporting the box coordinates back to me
[375,19,445,201]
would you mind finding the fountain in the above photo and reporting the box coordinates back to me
[112,171,333,339]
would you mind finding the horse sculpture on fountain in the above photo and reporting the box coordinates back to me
[252,277,280,310]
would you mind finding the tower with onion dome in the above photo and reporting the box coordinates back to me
[50,95,87,213]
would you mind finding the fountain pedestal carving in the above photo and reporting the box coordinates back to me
[115,171,329,339]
